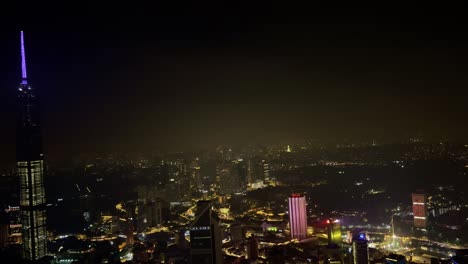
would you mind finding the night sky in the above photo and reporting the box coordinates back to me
[1,2,468,165]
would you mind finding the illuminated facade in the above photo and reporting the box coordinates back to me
[352,233,369,264]
[327,218,342,245]
[411,192,427,228]
[248,157,270,189]
[288,194,307,240]
[6,206,22,244]
[16,31,47,260]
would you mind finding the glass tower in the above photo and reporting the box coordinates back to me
[17,31,47,261]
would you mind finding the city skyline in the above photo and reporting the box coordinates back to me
[1,3,468,165]
[1,4,468,262]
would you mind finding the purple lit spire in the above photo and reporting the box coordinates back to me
[20,31,28,84]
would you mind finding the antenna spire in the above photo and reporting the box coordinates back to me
[20,31,28,84]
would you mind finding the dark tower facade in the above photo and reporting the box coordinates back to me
[17,31,47,261]
[190,200,222,264]
[352,233,369,264]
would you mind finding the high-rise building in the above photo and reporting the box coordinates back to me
[216,160,244,195]
[411,191,427,228]
[235,159,248,191]
[16,31,47,261]
[100,215,119,235]
[140,198,170,229]
[288,194,307,240]
[247,157,270,189]
[190,200,222,264]
[327,218,342,245]
[216,163,231,195]
[247,236,259,261]
[189,158,202,191]
[352,233,369,264]
[6,206,22,244]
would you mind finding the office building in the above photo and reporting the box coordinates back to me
[217,160,244,195]
[139,198,170,229]
[352,233,369,264]
[190,200,222,264]
[248,157,270,188]
[16,31,47,261]
[412,191,427,228]
[6,206,22,244]
[288,194,307,240]
[327,218,342,245]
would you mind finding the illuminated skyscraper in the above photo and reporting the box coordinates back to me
[6,206,22,244]
[352,233,369,264]
[190,200,222,264]
[288,194,307,240]
[16,31,47,261]
[248,157,270,188]
[327,218,342,245]
[411,191,427,228]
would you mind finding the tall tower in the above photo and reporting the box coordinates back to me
[352,233,369,264]
[411,191,427,229]
[16,31,48,261]
[327,218,342,245]
[190,200,222,264]
[288,194,307,240]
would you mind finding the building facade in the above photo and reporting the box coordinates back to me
[327,218,342,245]
[288,194,307,240]
[352,233,369,264]
[412,192,427,228]
[16,31,48,261]
[190,200,222,264]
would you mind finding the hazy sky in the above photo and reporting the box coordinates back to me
[1,2,468,165]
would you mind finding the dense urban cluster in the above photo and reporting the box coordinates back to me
[2,139,468,263]
[1,31,468,264]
